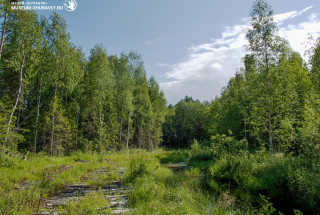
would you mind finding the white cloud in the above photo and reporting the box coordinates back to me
[274,11,298,24]
[211,62,223,71]
[274,6,313,24]
[160,6,320,104]
[279,13,320,58]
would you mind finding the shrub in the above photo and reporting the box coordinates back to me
[288,164,320,213]
[0,146,22,167]
[209,150,320,213]
[211,133,248,157]
[124,155,148,183]
[188,140,213,164]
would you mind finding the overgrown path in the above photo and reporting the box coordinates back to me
[0,152,138,214]
[2,149,313,214]
[37,165,132,214]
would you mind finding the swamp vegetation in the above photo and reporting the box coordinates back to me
[1,148,320,214]
[1,0,320,214]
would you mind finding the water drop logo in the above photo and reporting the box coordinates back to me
[64,0,77,12]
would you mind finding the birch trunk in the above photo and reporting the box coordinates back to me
[126,113,131,150]
[119,118,122,144]
[0,6,8,59]
[265,43,273,152]
[34,75,42,153]
[75,107,80,148]
[50,62,58,156]
[4,44,25,146]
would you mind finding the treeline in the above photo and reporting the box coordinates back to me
[0,7,167,155]
[163,0,320,156]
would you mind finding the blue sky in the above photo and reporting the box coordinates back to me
[36,0,320,104]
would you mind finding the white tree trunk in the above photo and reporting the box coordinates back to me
[0,6,8,59]
[126,113,131,150]
[4,45,25,146]
[34,76,42,153]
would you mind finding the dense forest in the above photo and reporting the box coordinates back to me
[0,2,167,155]
[163,2,320,156]
[1,0,320,214]
[1,0,320,156]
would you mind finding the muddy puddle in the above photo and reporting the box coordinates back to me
[163,162,188,171]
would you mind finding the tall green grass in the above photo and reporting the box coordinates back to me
[0,150,131,214]
[209,150,320,214]
[2,148,318,214]
[125,152,220,214]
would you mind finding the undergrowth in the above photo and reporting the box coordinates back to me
[0,150,129,214]
[209,150,320,214]
[1,148,319,214]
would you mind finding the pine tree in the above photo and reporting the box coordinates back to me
[130,52,153,149]
[148,77,167,149]
[81,45,116,151]
[42,97,71,155]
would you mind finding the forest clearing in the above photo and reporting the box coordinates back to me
[1,0,320,214]
[1,149,320,214]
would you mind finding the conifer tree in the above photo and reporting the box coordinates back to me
[43,97,71,155]
[148,77,167,149]
[81,45,116,151]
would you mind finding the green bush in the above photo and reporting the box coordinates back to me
[188,140,213,163]
[127,153,218,214]
[0,146,22,167]
[211,133,248,157]
[288,164,320,213]
[124,155,148,183]
[209,150,320,213]
[0,186,41,215]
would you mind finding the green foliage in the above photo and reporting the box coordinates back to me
[80,45,119,151]
[299,94,320,159]
[62,192,108,215]
[125,154,148,183]
[209,150,320,213]
[0,97,24,149]
[288,163,320,212]
[0,145,22,167]
[112,54,134,148]
[2,1,320,213]
[126,151,218,215]
[211,134,248,157]
[148,77,167,149]
[162,97,208,148]
[188,140,213,164]
[257,195,277,215]
[0,150,132,214]
[158,149,188,163]
[42,97,72,155]
[0,186,41,215]
[131,53,155,150]
[310,37,320,88]
[0,9,167,154]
